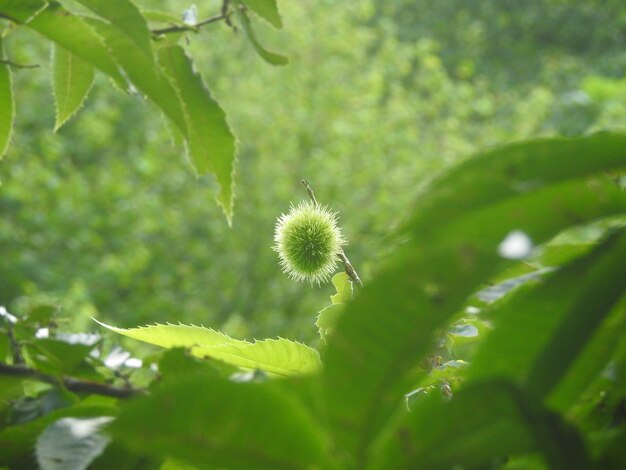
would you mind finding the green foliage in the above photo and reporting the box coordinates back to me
[1,1,626,469]
[0,39,13,158]
[51,45,94,130]
[97,320,321,376]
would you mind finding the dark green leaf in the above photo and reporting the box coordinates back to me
[0,0,45,23]
[469,230,626,398]
[372,380,589,470]
[111,375,330,470]
[322,135,626,464]
[52,45,95,130]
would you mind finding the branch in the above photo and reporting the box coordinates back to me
[0,362,145,399]
[151,13,229,36]
[0,59,39,70]
[300,179,364,287]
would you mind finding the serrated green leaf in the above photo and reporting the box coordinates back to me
[234,2,288,66]
[330,272,352,304]
[52,45,95,131]
[111,376,329,470]
[75,0,153,61]
[22,2,127,89]
[96,321,321,376]
[0,38,14,159]
[322,134,626,464]
[469,230,626,399]
[372,380,589,470]
[242,0,283,28]
[157,45,236,222]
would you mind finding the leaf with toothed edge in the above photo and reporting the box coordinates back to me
[157,44,237,223]
[52,45,95,131]
[94,320,320,376]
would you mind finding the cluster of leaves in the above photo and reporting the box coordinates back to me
[1,133,626,469]
[0,0,287,222]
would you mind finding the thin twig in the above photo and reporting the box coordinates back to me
[151,13,229,36]
[0,59,39,69]
[300,179,364,287]
[0,362,145,399]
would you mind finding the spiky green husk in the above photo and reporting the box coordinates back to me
[273,201,346,284]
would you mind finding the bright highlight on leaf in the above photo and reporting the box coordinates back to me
[95,320,320,376]
[274,200,346,284]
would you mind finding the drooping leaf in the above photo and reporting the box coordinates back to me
[52,45,95,130]
[36,416,114,470]
[110,375,329,470]
[75,0,154,61]
[233,2,288,66]
[242,0,283,28]
[469,230,626,398]
[20,2,127,89]
[96,321,321,376]
[157,44,237,222]
[0,38,14,159]
[322,134,626,464]
[372,380,590,470]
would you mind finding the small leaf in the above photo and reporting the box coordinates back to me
[0,38,14,159]
[36,416,114,470]
[95,320,321,376]
[52,45,95,131]
[234,2,288,66]
[330,272,352,304]
[242,0,283,28]
[157,44,237,222]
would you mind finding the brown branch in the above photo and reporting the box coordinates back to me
[151,11,232,36]
[0,362,145,399]
[300,179,364,287]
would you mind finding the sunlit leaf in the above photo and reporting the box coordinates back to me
[96,321,321,376]
[52,45,95,131]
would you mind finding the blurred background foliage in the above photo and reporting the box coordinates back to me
[1,0,626,343]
